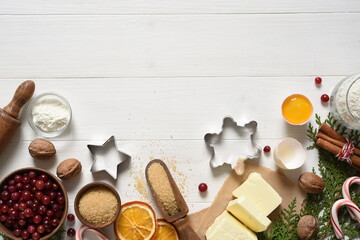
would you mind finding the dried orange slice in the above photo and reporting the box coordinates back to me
[153,219,179,240]
[115,201,157,240]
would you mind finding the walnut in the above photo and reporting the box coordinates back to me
[298,172,325,194]
[28,139,56,160]
[57,158,82,179]
[297,215,318,240]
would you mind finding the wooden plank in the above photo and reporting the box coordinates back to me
[0,14,359,78]
[0,139,317,205]
[0,77,340,141]
[0,0,359,14]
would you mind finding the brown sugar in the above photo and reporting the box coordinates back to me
[147,162,180,215]
[78,187,118,224]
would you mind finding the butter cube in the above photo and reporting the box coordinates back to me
[226,197,271,232]
[206,211,258,240]
[232,172,282,216]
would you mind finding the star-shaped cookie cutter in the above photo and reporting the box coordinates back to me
[204,117,261,172]
[87,136,131,180]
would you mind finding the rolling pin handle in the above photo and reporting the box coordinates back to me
[3,80,35,119]
[173,217,201,240]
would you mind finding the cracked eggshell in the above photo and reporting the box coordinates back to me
[273,138,306,170]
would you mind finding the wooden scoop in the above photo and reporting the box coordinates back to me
[0,80,35,154]
[145,159,200,240]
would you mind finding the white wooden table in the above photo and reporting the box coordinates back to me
[0,1,359,238]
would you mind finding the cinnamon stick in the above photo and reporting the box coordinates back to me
[316,138,360,170]
[318,123,346,142]
[316,132,360,157]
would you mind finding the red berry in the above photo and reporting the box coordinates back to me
[315,77,322,84]
[67,228,76,237]
[263,146,271,153]
[321,94,330,102]
[35,180,44,190]
[198,183,208,192]
[67,213,75,222]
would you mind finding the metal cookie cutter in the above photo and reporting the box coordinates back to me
[88,136,131,180]
[204,117,261,175]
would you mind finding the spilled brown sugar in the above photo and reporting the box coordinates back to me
[78,187,118,225]
[147,162,180,215]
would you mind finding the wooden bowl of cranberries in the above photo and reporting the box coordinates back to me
[0,167,68,240]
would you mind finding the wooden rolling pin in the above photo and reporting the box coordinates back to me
[0,80,35,154]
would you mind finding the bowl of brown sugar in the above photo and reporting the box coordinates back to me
[74,182,121,228]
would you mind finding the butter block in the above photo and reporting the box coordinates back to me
[232,172,282,216]
[226,197,271,232]
[206,211,258,240]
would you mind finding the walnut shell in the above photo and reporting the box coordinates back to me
[298,172,325,194]
[297,215,318,240]
[28,139,56,160]
[57,158,82,179]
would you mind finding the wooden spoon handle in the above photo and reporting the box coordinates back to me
[173,217,201,240]
[3,80,35,119]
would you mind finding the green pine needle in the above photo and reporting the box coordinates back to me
[259,112,360,240]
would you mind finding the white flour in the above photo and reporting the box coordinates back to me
[32,98,70,132]
[334,74,360,128]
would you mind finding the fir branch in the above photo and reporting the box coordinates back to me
[258,198,300,240]
[262,113,360,240]
[0,231,10,240]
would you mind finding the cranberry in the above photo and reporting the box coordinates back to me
[52,183,59,191]
[14,175,23,183]
[67,213,75,222]
[24,208,34,218]
[19,202,27,211]
[8,185,16,193]
[46,210,54,217]
[21,229,30,239]
[33,214,42,224]
[11,192,21,201]
[8,180,15,186]
[57,196,65,204]
[27,225,36,234]
[28,171,36,179]
[1,205,9,213]
[18,219,26,226]
[16,183,24,190]
[22,176,30,185]
[38,205,47,215]
[51,218,59,226]
[49,191,57,200]
[263,145,271,153]
[30,179,37,186]
[1,190,10,201]
[38,174,48,182]
[32,232,41,240]
[35,191,43,201]
[18,211,25,219]
[35,180,45,190]
[315,77,322,84]
[37,225,45,233]
[321,94,330,102]
[21,190,32,201]
[41,196,51,205]
[67,228,76,237]
[9,209,18,218]
[198,183,208,192]
[13,228,22,237]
